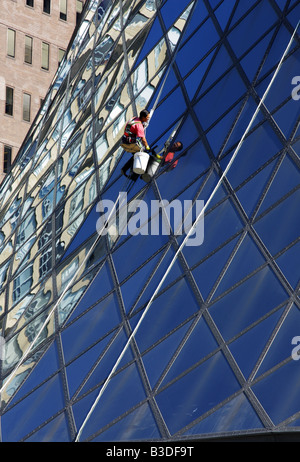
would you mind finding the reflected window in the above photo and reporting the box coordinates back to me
[13,265,33,303]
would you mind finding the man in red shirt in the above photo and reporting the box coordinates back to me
[121,109,151,153]
[163,141,184,170]
[121,109,151,179]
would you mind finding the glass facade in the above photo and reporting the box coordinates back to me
[0,0,299,442]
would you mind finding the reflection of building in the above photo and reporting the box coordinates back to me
[0,0,299,442]
[0,0,86,182]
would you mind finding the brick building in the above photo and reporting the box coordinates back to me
[0,0,85,182]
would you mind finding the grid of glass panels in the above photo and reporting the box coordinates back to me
[0,0,299,442]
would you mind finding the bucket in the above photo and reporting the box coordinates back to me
[142,157,161,182]
[133,151,150,174]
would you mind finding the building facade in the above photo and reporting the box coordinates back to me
[0,0,86,182]
[0,0,299,442]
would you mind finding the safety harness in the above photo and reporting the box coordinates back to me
[122,117,143,144]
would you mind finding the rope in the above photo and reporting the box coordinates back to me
[74,19,299,442]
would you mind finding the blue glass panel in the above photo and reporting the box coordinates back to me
[258,155,300,215]
[112,230,169,284]
[70,262,114,313]
[180,1,208,41]
[172,114,201,149]
[93,402,161,441]
[66,332,113,397]
[183,393,263,435]
[77,328,134,398]
[133,18,163,68]
[62,292,122,362]
[26,413,70,442]
[184,51,214,100]
[131,277,199,353]
[252,360,300,425]
[258,49,300,113]
[129,247,184,315]
[222,122,283,189]
[254,189,300,255]
[147,86,186,142]
[213,234,266,299]
[183,197,244,267]
[161,316,219,386]
[210,266,288,341]
[200,46,233,94]
[192,237,239,300]
[156,150,209,202]
[236,159,276,218]
[255,304,300,377]
[222,96,265,155]
[276,241,300,289]
[156,351,241,434]
[229,307,285,379]
[194,68,247,130]
[142,321,193,389]
[240,30,274,82]
[59,201,97,262]
[287,2,300,28]
[176,18,219,77]
[7,342,60,406]
[228,1,277,57]
[228,0,252,25]
[214,0,236,30]
[2,375,64,442]
[74,363,147,441]
[160,0,191,30]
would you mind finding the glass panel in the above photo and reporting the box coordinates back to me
[7,29,15,57]
[23,93,31,122]
[2,375,64,441]
[142,321,193,388]
[73,362,147,441]
[255,304,300,377]
[254,189,300,255]
[209,266,288,341]
[227,1,277,57]
[155,351,241,435]
[183,393,263,435]
[41,42,49,70]
[25,36,33,64]
[252,360,300,425]
[228,307,285,379]
[130,277,199,353]
[93,402,161,441]
[161,316,219,386]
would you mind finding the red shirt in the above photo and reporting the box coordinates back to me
[164,152,178,168]
[125,117,145,138]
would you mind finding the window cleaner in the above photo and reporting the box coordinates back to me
[121,109,152,178]
[142,141,184,182]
